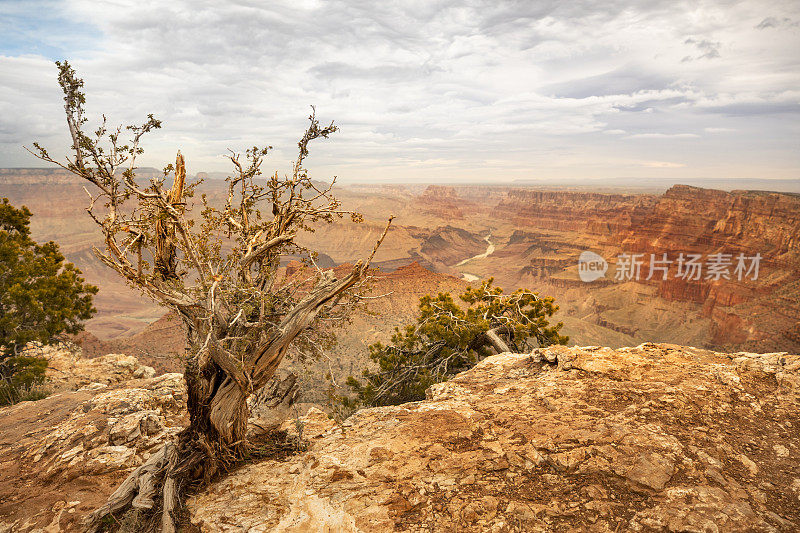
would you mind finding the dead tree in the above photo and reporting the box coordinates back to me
[31,61,392,532]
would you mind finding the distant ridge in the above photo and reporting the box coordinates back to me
[512,176,800,194]
[0,167,165,184]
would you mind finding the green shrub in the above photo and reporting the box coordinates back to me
[346,278,568,407]
[0,355,49,405]
[0,198,97,404]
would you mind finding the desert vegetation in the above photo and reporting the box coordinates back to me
[0,198,97,405]
[30,61,392,532]
[346,279,567,407]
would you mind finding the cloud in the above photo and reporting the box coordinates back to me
[682,38,721,61]
[641,160,686,168]
[541,65,675,99]
[693,91,800,116]
[626,133,700,139]
[755,16,797,29]
[0,0,798,182]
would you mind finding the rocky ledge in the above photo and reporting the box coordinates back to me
[0,349,184,532]
[189,344,799,532]
[43,345,158,391]
[1,343,799,532]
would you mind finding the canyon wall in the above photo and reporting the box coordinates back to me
[1,170,798,353]
[455,184,800,353]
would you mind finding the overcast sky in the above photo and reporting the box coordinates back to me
[1,0,799,184]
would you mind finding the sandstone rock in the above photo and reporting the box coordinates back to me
[738,454,759,476]
[631,486,758,532]
[21,373,184,479]
[279,406,337,441]
[189,343,800,532]
[40,344,158,391]
[791,479,800,502]
[0,367,185,532]
[624,451,676,490]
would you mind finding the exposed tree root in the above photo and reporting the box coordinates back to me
[84,423,303,532]
[160,444,178,533]
[84,427,222,533]
[84,443,181,532]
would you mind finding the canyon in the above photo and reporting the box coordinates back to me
[1,169,797,358]
[1,169,800,531]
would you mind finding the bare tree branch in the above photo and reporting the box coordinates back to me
[31,61,393,533]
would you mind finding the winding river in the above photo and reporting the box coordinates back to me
[458,234,495,281]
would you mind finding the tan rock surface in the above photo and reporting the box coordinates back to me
[189,343,799,532]
[0,347,185,532]
[2,343,799,531]
[41,344,157,391]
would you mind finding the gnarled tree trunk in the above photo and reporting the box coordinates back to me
[85,260,382,532]
[35,63,394,532]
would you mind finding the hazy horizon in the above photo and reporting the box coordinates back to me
[2,165,799,193]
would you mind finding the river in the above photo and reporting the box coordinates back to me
[458,234,495,281]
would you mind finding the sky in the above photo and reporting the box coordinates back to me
[0,0,799,185]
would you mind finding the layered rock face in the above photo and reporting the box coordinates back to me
[418,185,471,219]
[189,343,800,532]
[476,185,800,353]
[418,225,488,269]
[607,186,800,351]
[3,168,797,352]
[494,189,657,234]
